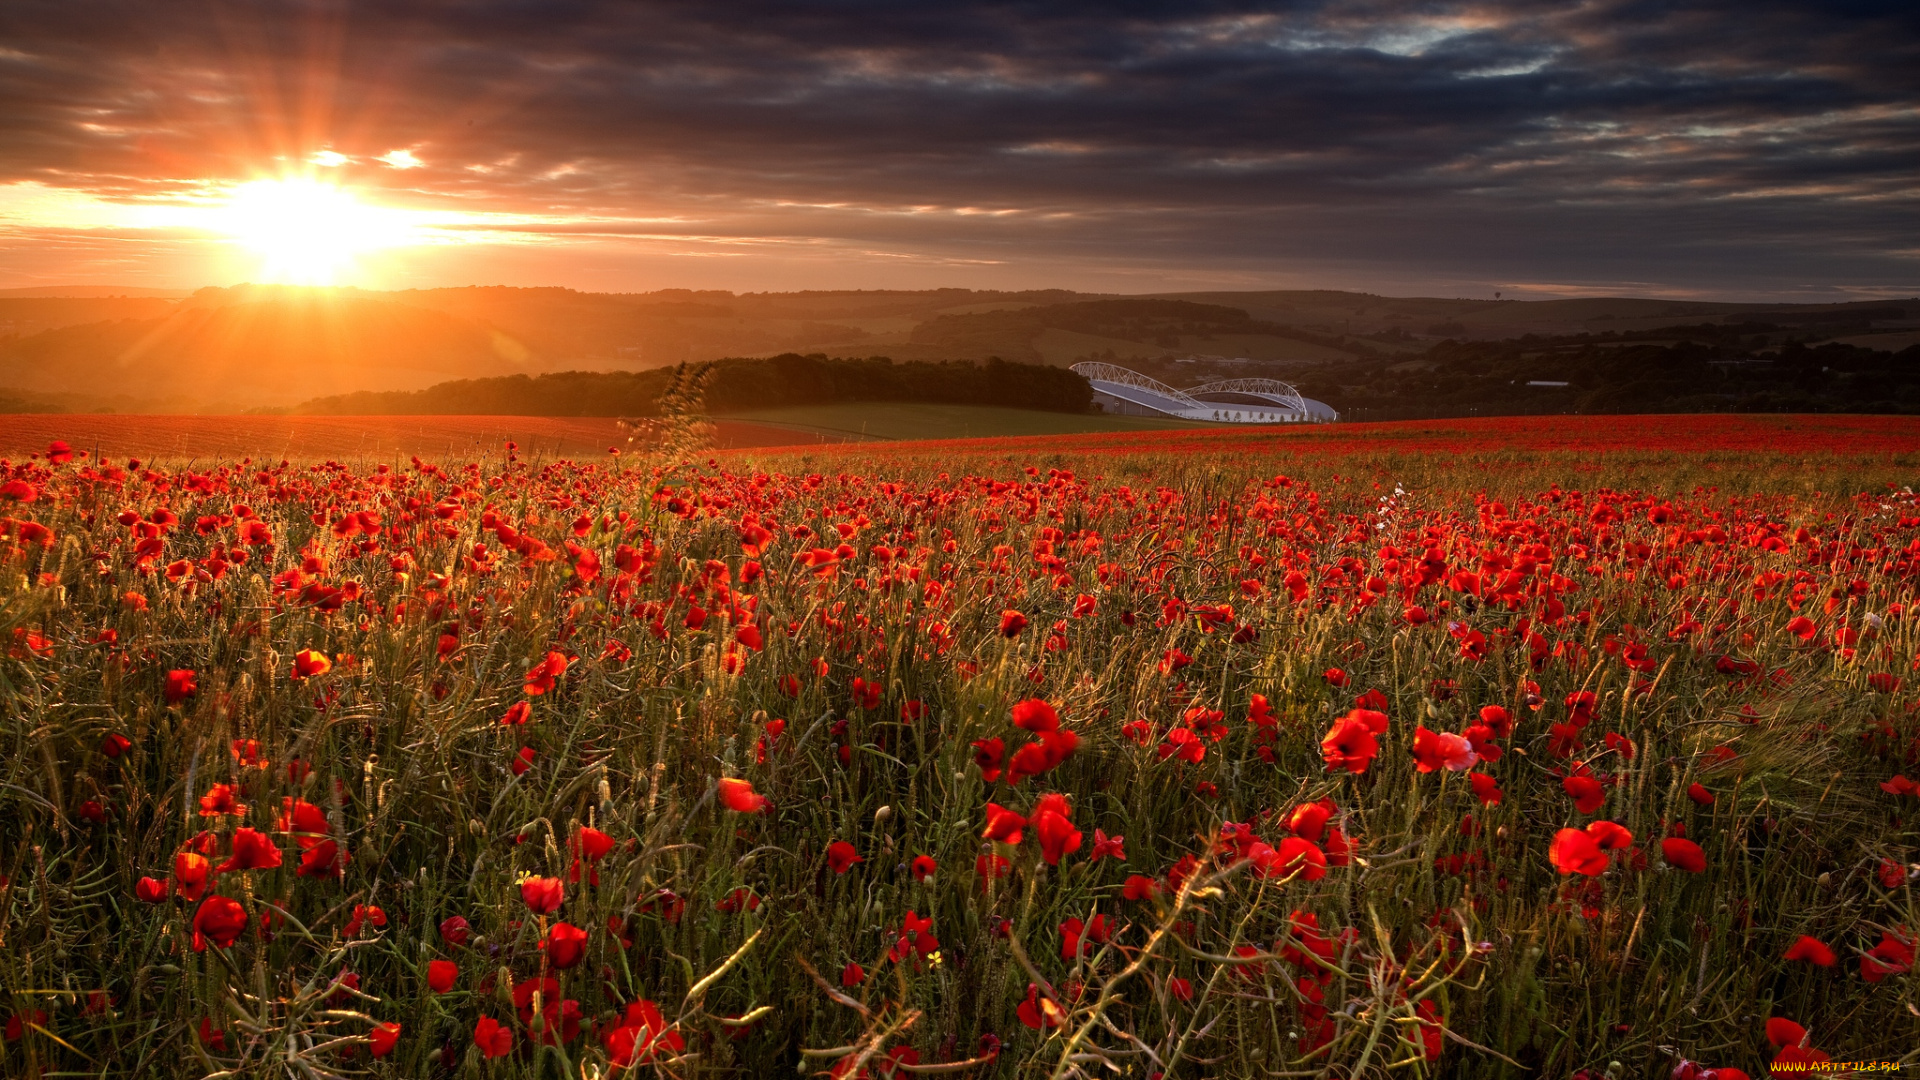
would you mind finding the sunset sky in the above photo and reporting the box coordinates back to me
[0,1,1915,299]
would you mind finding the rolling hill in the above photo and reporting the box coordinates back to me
[0,283,1911,412]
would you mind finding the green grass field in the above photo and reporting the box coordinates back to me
[714,402,1209,440]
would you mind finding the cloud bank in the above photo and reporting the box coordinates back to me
[0,0,1915,297]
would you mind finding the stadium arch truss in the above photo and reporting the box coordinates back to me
[1069,362,1337,423]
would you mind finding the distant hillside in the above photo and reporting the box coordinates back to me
[383,285,1091,365]
[908,298,1385,365]
[0,282,1912,413]
[0,296,177,341]
[0,287,529,404]
[1273,321,1920,420]
[1148,290,1919,342]
[290,353,1091,417]
[0,286,187,299]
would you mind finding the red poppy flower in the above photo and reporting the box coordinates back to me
[999,610,1028,637]
[369,1022,400,1058]
[1549,828,1608,876]
[135,876,168,903]
[499,702,532,727]
[474,1016,513,1059]
[571,826,614,868]
[604,999,684,1066]
[1320,714,1379,774]
[826,841,862,874]
[523,651,569,695]
[889,910,939,962]
[1158,727,1205,764]
[1011,698,1060,732]
[1059,914,1113,959]
[975,854,1012,885]
[1469,772,1504,806]
[290,649,331,680]
[1765,1017,1806,1047]
[192,895,249,951]
[1089,829,1125,862]
[911,855,938,882]
[196,1015,225,1051]
[1563,775,1606,814]
[344,905,386,937]
[1008,728,1079,782]
[1782,935,1836,966]
[197,783,245,817]
[728,622,763,652]
[215,828,283,873]
[229,739,263,768]
[520,876,564,913]
[841,961,865,987]
[1661,837,1706,873]
[297,840,348,878]
[972,737,1006,782]
[277,798,330,847]
[1564,691,1597,726]
[542,921,588,968]
[1586,821,1632,851]
[163,668,198,704]
[1122,874,1159,901]
[1879,859,1907,889]
[1861,929,1915,982]
[440,916,471,946]
[174,851,213,900]
[1273,837,1328,881]
[718,777,770,813]
[1325,826,1353,866]
[1284,801,1332,842]
[1031,793,1082,866]
[1476,704,1512,736]
[982,803,1027,844]
[427,959,458,993]
[1017,984,1065,1029]
[512,746,536,775]
[1410,725,1477,772]
[1247,694,1275,728]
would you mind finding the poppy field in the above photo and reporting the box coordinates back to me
[1,415,1917,1078]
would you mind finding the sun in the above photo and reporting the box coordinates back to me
[217,178,402,285]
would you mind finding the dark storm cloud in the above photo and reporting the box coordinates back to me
[1,0,1916,294]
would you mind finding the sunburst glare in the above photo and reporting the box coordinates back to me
[217,178,412,285]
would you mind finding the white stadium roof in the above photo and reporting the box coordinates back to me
[1070,362,1337,423]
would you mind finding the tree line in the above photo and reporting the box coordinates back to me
[290,353,1092,416]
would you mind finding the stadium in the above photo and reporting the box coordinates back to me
[1071,362,1339,423]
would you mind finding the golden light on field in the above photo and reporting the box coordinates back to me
[216,178,409,285]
